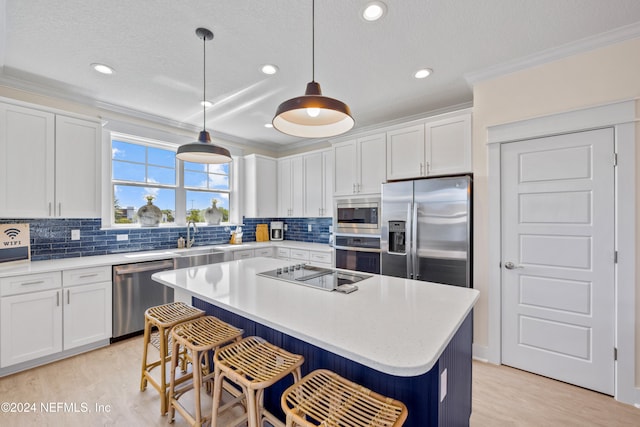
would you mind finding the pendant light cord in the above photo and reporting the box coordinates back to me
[312,0,315,82]
[202,32,207,130]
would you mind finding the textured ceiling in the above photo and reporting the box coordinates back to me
[2,0,640,150]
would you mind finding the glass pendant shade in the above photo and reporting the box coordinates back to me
[273,81,354,138]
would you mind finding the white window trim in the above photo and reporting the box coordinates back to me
[102,132,238,228]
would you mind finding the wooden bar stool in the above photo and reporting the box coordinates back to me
[211,336,304,427]
[281,369,408,427]
[140,301,205,414]
[168,315,243,426]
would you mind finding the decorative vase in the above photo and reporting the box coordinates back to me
[137,198,162,227]
[204,199,223,225]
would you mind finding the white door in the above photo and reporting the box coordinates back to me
[303,152,323,217]
[357,133,386,195]
[501,128,615,395]
[63,282,112,350]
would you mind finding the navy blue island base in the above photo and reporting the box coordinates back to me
[193,297,473,427]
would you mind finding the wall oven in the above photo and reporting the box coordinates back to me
[334,234,381,274]
[334,198,380,235]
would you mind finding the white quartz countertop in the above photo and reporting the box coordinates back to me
[152,257,479,377]
[0,241,332,278]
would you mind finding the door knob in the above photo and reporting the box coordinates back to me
[504,261,523,270]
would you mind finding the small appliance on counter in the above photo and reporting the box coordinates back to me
[270,221,283,241]
[256,224,269,242]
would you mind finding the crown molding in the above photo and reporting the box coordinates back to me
[465,21,640,87]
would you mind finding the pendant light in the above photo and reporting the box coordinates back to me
[272,0,354,138]
[176,28,232,164]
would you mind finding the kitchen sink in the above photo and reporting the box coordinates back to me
[174,249,225,269]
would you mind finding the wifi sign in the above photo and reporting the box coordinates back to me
[4,228,21,240]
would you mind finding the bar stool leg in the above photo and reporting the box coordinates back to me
[159,325,169,414]
[139,318,152,391]
[193,350,204,426]
[210,365,224,427]
[168,334,181,423]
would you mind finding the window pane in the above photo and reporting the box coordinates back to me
[114,185,176,224]
[148,166,176,185]
[184,171,208,188]
[148,147,175,167]
[184,162,208,173]
[208,163,229,175]
[112,160,145,182]
[208,174,229,190]
[112,140,145,162]
[186,190,229,222]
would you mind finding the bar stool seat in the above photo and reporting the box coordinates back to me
[211,336,304,427]
[281,369,408,427]
[140,301,205,414]
[168,315,243,426]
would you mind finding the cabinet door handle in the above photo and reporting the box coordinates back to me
[79,273,99,279]
[426,162,430,175]
[67,289,70,304]
[49,202,52,216]
[56,291,60,307]
[58,202,62,216]
[358,183,361,193]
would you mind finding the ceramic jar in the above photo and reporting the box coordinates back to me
[137,196,162,227]
[204,199,223,225]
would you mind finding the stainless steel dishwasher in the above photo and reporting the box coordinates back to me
[112,258,175,341]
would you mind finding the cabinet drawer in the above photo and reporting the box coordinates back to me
[276,248,291,259]
[290,249,310,262]
[0,271,62,296]
[254,247,274,258]
[63,266,111,287]
[309,251,332,265]
[233,249,254,260]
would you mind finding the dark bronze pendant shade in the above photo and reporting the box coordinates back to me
[272,0,354,138]
[176,28,232,164]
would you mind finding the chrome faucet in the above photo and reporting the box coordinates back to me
[186,220,197,248]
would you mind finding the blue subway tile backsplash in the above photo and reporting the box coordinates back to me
[0,217,332,261]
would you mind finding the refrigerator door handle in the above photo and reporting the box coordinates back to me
[412,201,419,280]
[406,202,413,278]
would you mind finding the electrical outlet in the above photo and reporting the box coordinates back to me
[284,224,288,231]
[117,234,129,241]
[71,229,80,240]
[308,224,312,232]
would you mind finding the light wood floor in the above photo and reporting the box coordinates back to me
[0,336,638,426]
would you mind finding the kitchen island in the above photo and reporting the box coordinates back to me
[152,257,479,426]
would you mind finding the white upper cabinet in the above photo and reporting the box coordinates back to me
[0,103,55,218]
[55,115,102,218]
[387,113,471,180]
[333,133,386,196]
[303,150,333,217]
[0,102,101,218]
[278,156,304,217]
[243,154,277,218]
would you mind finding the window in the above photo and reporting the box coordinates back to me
[110,136,232,226]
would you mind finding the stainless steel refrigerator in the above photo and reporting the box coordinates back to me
[381,175,472,287]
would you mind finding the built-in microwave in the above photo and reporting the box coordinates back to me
[334,198,380,235]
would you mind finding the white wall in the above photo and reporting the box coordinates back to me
[471,37,640,386]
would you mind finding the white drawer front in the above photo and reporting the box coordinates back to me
[309,251,332,264]
[63,266,112,287]
[290,249,310,261]
[254,247,274,258]
[0,271,62,296]
[276,248,291,259]
[233,249,254,260]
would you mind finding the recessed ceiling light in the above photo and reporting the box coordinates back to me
[91,63,114,75]
[201,100,213,108]
[362,1,387,22]
[414,68,433,79]
[261,64,279,75]
[264,123,274,128]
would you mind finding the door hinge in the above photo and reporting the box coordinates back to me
[614,251,618,263]
[614,347,618,361]
[614,153,618,167]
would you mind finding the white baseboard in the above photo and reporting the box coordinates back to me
[472,343,489,363]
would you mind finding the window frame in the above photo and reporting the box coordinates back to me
[105,132,234,228]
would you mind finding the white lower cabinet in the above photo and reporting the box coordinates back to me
[0,288,63,367]
[233,249,255,260]
[63,281,112,350]
[277,247,291,260]
[0,267,111,369]
[254,247,275,258]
